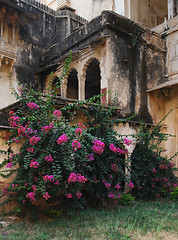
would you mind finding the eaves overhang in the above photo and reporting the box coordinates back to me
[147,79,178,92]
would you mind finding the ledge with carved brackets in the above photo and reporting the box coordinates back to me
[0,41,17,72]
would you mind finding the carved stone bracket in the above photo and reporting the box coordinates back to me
[0,53,16,72]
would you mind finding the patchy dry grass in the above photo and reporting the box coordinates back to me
[0,200,177,240]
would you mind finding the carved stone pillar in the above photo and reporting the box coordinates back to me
[79,76,85,101]
[61,79,67,98]
[12,25,16,45]
[0,21,4,41]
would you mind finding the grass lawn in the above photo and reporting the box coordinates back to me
[0,200,177,240]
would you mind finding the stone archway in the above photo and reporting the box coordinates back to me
[67,68,78,99]
[84,58,101,100]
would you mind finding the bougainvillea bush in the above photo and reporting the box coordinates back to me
[131,122,177,199]
[0,84,134,211]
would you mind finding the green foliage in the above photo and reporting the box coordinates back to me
[131,118,177,199]
[170,187,178,201]
[118,193,135,206]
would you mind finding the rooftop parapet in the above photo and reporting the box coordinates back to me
[19,0,88,24]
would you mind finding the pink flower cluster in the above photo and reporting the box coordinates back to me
[72,140,81,151]
[43,192,51,200]
[57,134,69,145]
[53,110,62,118]
[29,159,39,168]
[108,193,121,199]
[111,163,119,172]
[117,147,125,155]
[3,185,9,194]
[12,138,20,143]
[76,191,82,199]
[44,155,53,162]
[127,181,134,189]
[68,172,87,184]
[109,143,125,155]
[43,175,54,182]
[115,183,121,190]
[9,111,19,127]
[102,179,111,189]
[75,128,82,136]
[27,128,37,134]
[27,147,34,153]
[18,125,27,136]
[78,123,85,129]
[92,139,105,154]
[108,193,115,199]
[152,168,157,174]
[163,177,168,182]
[6,162,13,168]
[32,185,37,192]
[159,164,167,169]
[43,175,59,185]
[123,138,132,146]
[65,193,73,198]
[26,192,35,203]
[168,162,175,168]
[41,123,54,133]
[85,153,94,161]
[29,135,41,145]
[27,102,39,109]
[109,143,118,153]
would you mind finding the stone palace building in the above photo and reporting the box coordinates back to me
[0,0,177,188]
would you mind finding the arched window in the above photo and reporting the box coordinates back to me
[85,59,100,100]
[67,68,78,99]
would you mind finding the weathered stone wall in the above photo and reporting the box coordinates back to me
[0,0,87,103]
[148,15,178,168]
[42,11,165,123]
[14,0,86,87]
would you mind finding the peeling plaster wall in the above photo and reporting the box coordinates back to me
[0,65,18,109]
[12,0,85,88]
[148,86,178,168]
[108,23,165,121]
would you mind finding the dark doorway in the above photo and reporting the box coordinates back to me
[85,59,101,100]
[67,69,78,99]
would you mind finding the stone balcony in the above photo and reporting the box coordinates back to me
[0,40,17,69]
